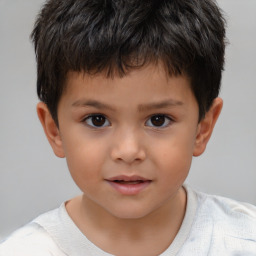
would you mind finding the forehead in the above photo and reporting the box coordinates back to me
[61,64,195,110]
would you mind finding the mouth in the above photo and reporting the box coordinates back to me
[112,180,146,185]
[106,175,152,195]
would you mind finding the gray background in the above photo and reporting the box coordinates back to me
[0,0,255,239]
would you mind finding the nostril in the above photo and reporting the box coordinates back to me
[111,146,146,164]
[110,134,146,163]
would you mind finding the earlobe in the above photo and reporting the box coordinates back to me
[193,97,223,157]
[36,102,65,158]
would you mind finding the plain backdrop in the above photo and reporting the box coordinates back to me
[0,0,256,239]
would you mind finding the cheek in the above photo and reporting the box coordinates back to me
[159,150,192,181]
[62,136,107,188]
[156,150,191,198]
[152,133,195,182]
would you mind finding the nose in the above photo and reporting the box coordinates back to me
[110,128,146,164]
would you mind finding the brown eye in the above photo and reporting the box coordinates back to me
[146,115,171,128]
[85,115,110,128]
[151,115,165,126]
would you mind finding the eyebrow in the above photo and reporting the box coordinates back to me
[72,99,116,111]
[138,99,184,111]
[72,99,183,112]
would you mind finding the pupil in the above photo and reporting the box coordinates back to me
[151,115,165,126]
[92,115,105,126]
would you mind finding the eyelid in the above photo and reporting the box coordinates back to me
[82,113,111,128]
[145,114,174,128]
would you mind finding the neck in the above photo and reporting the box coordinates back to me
[66,187,187,256]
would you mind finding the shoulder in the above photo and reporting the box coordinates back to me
[192,189,256,253]
[0,211,66,256]
[195,190,256,225]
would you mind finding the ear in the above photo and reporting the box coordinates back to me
[37,102,65,158]
[193,97,223,157]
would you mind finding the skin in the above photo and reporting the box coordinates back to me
[37,63,222,256]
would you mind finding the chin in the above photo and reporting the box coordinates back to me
[105,204,155,220]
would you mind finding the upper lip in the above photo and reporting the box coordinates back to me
[106,175,150,182]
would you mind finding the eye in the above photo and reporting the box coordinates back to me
[84,114,110,128]
[145,114,172,128]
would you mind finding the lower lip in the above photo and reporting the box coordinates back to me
[106,181,151,195]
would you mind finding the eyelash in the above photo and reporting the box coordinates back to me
[82,114,173,129]
[83,114,110,128]
[145,114,173,128]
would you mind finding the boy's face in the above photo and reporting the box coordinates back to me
[39,64,220,219]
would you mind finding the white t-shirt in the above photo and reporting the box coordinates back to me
[1,185,256,256]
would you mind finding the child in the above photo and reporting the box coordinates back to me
[1,0,256,255]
